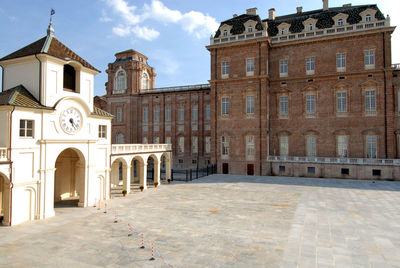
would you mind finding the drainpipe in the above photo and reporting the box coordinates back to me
[214,49,218,171]
[34,54,42,104]
[267,42,272,175]
[8,106,15,226]
[382,32,388,158]
[1,65,4,92]
[258,42,262,175]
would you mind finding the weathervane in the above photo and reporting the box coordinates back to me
[47,8,55,36]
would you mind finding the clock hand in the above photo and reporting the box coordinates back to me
[69,118,76,128]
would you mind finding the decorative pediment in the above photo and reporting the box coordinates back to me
[277,22,291,35]
[303,129,320,136]
[360,8,377,22]
[276,87,292,94]
[277,130,292,136]
[243,20,258,33]
[359,79,379,89]
[302,18,318,31]
[333,13,349,26]
[301,85,319,92]
[361,128,381,135]
[219,24,233,36]
[333,81,353,90]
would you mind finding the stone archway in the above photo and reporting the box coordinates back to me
[0,174,10,225]
[161,152,171,182]
[131,156,145,185]
[147,154,160,187]
[111,158,127,187]
[54,148,86,207]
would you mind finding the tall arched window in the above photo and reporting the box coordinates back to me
[115,133,124,144]
[114,70,126,94]
[141,72,149,90]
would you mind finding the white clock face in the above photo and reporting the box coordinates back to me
[60,107,82,134]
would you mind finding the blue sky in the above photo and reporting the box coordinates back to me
[0,0,398,97]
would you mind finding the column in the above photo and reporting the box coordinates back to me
[165,159,171,181]
[123,165,132,194]
[140,163,148,190]
[154,160,161,186]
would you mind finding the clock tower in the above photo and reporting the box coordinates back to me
[0,21,113,226]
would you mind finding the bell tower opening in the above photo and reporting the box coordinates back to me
[63,64,76,92]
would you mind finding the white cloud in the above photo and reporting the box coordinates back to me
[143,0,182,23]
[112,24,131,36]
[131,26,160,41]
[105,0,141,25]
[151,49,180,76]
[103,0,219,40]
[181,11,218,39]
[100,9,112,22]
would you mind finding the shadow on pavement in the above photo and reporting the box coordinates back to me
[175,174,400,192]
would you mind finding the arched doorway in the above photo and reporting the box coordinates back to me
[54,148,86,207]
[147,156,155,184]
[146,155,160,187]
[160,155,166,180]
[0,174,10,225]
[111,158,127,187]
[161,152,171,182]
[131,156,144,184]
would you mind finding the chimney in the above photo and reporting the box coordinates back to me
[233,14,238,18]
[323,0,328,11]
[246,8,258,16]
[296,7,303,14]
[268,8,275,20]
[342,4,351,7]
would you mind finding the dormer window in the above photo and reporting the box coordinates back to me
[223,30,228,36]
[113,69,126,94]
[366,14,372,22]
[248,25,253,33]
[141,72,149,90]
[308,24,313,31]
[63,64,76,92]
[281,28,286,35]
[338,19,344,26]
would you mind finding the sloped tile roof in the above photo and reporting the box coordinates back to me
[92,106,114,118]
[215,14,265,38]
[0,36,99,72]
[265,4,385,37]
[214,4,385,38]
[0,85,52,109]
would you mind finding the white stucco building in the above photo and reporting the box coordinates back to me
[0,21,115,226]
[0,22,172,226]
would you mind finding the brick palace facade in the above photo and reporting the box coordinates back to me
[100,1,400,179]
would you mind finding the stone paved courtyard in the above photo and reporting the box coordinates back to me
[1,174,400,267]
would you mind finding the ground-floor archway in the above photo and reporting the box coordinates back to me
[54,148,86,207]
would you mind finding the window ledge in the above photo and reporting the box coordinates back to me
[365,65,375,70]
[279,114,288,119]
[336,68,346,72]
[336,113,348,117]
[364,111,377,116]
[246,72,254,77]
[305,114,316,118]
[306,70,315,75]
[280,73,288,78]
[221,74,229,79]
[246,114,255,119]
